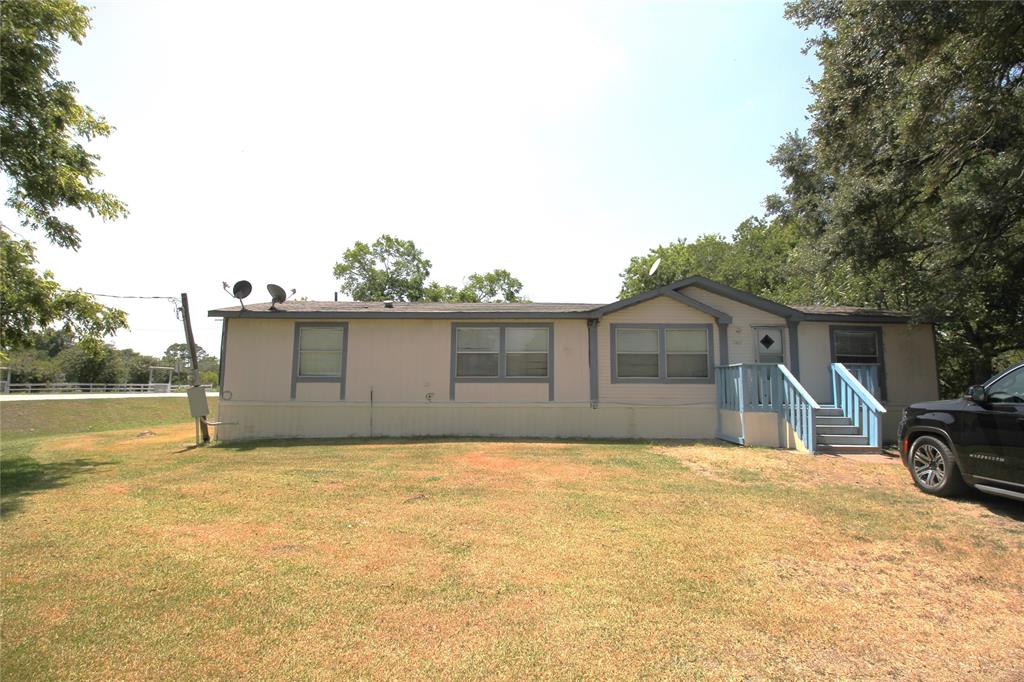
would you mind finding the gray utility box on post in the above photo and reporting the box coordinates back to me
[187,386,210,418]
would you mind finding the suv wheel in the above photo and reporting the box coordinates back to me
[909,435,967,497]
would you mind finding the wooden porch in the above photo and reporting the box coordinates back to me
[715,362,886,454]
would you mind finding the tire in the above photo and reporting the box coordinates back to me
[908,435,968,497]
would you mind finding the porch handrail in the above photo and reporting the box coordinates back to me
[777,365,819,409]
[831,363,886,447]
[777,364,818,452]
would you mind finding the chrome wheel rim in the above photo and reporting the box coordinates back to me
[912,443,946,489]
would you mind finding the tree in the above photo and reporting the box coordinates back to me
[333,235,431,302]
[161,343,218,385]
[618,219,799,299]
[1,231,127,351]
[423,269,526,303]
[334,235,527,303]
[55,338,127,384]
[771,0,1024,385]
[0,0,128,354]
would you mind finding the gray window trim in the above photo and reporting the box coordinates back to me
[787,320,800,379]
[610,323,714,384]
[829,325,886,401]
[450,322,555,401]
[291,322,349,400]
[218,318,228,398]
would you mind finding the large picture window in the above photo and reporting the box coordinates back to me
[453,325,552,385]
[612,324,712,383]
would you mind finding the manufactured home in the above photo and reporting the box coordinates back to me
[209,276,938,453]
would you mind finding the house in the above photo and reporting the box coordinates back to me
[209,276,938,453]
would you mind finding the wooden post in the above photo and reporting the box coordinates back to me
[180,293,210,443]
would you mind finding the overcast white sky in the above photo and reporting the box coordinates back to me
[4,1,819,357]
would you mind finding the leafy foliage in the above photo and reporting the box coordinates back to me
[771,0,1024,385]
[1,231,127,354]
[0,0,129,354]
[334,235,526,303]
[0,0,127,249]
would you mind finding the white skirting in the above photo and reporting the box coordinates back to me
[213,400,719,442]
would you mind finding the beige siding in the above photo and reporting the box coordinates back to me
[796,321,938,439]
[222,318,294,402]
[680,286,790,365]
[221,317,591,406]
[596,295,716,405]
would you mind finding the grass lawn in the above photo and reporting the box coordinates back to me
[2,404,1023,679]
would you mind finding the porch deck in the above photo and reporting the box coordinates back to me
[715,362,886,454]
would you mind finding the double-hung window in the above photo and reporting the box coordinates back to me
[454,325,551,379]
[455,327,500,377]
[613,325,712,382]
[831,326,885,400]
[298,326,345,377]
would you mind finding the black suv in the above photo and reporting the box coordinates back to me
[898,362,1024,502]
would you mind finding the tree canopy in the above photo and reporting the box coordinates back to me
[621,1,1023,393]
[0,0,128,354]
[334,235,526,303]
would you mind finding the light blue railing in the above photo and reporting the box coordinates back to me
[844,363,881,399]
[715,363,819,452]
[777,365,819,451]
[831,363,886,447]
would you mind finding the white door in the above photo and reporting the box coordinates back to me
[754,326,784,364]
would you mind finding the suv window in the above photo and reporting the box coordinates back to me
[988,367,1024,403]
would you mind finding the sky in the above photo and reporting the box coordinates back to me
[6,0,821,357]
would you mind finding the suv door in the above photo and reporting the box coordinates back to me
[980,366,1024,485]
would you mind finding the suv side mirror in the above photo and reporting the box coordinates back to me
[968,385,988,403]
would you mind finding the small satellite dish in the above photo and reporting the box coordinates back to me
[223,280,252,310]
[648,258,662,277]
[267,283,288,310]
[233,280,252,299]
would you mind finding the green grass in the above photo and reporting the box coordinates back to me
[2,413,1023,680]
[0,396,217,440]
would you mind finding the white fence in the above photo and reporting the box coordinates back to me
[2,383,198,395]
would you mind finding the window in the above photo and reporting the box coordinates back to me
[298,326,344,377]
[613,325,712,382]
[615,328,659,378]
[456,327,499,377]
[505,327,549,377]
[988,367,1024,403]
[666,329,710,378]
[454,325,550,379]
[833,329,880,365]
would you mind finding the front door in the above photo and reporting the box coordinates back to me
[753,327,784,365]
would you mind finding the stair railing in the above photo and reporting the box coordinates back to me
[831,363,886,447]
[777,364,819,452]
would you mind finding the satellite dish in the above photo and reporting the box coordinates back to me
[267,283,288,310]
[232,280,252,299]
[223,279,252,310]
[648,258,662,277]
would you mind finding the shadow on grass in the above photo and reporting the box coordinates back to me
[960,488,1024,522]
[208,436,734,452]
[0,454,117,517]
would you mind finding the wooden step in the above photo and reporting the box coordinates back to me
[815,415,854,426]
[816,433,869,446]
[815,407,844,417]
[815,444,883,455]
[815,424,860,435]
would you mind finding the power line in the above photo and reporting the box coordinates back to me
[76,291,180,301]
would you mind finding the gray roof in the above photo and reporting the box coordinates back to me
[792,305,912,321]
[209,300,604,319]
[208,283,916,324]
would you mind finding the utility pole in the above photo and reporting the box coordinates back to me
[180,293,210,443]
